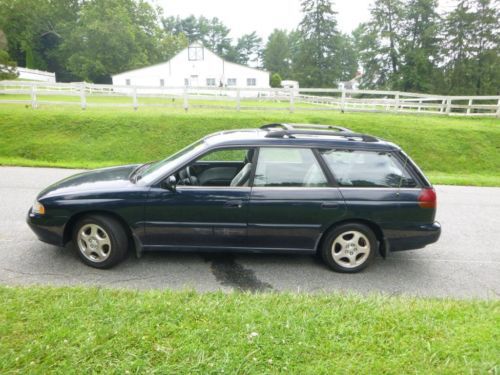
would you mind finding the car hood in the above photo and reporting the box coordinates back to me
[38,164,140,199]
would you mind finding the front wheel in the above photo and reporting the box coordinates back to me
[73,214,128,269]
[321,223,377,273]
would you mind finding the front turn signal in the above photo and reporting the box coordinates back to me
[32,201,46,215]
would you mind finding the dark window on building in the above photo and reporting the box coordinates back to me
[206,78,216,86]
[160,79,165,87]
[125,79,131,86]
[227,78,237,86]
[247,78,256,86]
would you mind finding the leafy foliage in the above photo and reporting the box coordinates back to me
[270,73,282,88]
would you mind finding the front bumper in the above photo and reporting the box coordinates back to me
[388,221,441,252]
[26,208,66,247]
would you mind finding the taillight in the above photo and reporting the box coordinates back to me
[418,187,437,209]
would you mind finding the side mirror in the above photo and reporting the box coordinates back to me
[161,175,177,192]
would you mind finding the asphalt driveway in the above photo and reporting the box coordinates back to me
[0,166,498,298]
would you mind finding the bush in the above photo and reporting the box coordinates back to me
[270,73,282,87]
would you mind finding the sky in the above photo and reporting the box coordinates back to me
[153,0,459,40]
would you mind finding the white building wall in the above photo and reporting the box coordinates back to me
[16,67,56,82]
[111,43,270,92]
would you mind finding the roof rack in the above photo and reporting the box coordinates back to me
[260,123,379,142]
[260,123,351,132]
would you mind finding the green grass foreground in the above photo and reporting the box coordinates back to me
[0,105,499,186]
[0,286,498,373]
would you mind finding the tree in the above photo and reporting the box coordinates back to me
[354,0,404,89]
[263,29,291,79]
[0,49,18,80]
[397,0,441,92]
[162,15,233,58]
[234,31,262,65]
[58,0,185,83]
[270,73,282,87]
[441,0,499,95]
[293,0,342,87]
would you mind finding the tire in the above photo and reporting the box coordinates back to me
[321,223,377,273]
[72,214,128,269]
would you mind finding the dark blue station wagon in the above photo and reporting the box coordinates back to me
[27,124,441,272]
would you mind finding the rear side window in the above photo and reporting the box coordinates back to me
[254,147,328,187]
[320,149,417,188]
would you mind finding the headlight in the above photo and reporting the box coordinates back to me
[32,201,45,215]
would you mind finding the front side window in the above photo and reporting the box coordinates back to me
[320,149,417,188]
[206,78,216,86]
[254,148,328,187]
[247,78,256,86]
[176,147,255,187]
[159,79,165,87]
[125,79,131,85]
[227,78,237,86]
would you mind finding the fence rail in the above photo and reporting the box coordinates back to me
[0,80,498,117]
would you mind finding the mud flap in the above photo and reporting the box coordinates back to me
[132,234,143,259]
[379,238,390,258]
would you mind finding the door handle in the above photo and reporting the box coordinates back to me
[321,202,340,209]
[224,200,243,208]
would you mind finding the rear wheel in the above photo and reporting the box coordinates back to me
[73,214,128,269]
[321,223,377,273]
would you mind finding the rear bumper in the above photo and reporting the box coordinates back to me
[388,221,441,252]
[26,209,66,247]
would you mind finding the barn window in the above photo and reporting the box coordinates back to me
[184,78,189,86]
[247,78,256,86]
[188,46,204,61]
[160,79,165,87]
[125,79,131,85]
[227,78,237,86]
[206,78,216,86]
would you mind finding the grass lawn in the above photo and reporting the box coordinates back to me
[0,286,498,373]
[0,104,499,186]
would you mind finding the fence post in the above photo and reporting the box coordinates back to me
[289,88,295,113]
[467,98,473,115]
[80,83,87,110]
[394,93,400,112]
[440,99,445,113]
[132,87,138,111]
[30,84,37,109]
[446,98,452,115]
[417,99,422,112]
[183,86,189,111]
[236,89,240,112]
[340,88,346,113]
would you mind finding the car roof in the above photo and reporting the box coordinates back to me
[203,123,400,152]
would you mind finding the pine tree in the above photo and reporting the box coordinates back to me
[293,0,341,87]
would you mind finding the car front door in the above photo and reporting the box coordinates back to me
[143,148,254,250]
[247,147,346,251]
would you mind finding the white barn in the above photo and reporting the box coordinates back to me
[111,42,270,91]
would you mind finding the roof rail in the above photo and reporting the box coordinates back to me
[260,123,351,132]
[260,123,378,142]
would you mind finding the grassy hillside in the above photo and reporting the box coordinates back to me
[1,286,498,373]
[0,105,499,186]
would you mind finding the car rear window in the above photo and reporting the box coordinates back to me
[320,149,417,188]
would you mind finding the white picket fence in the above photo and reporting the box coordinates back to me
[0,80,499,117]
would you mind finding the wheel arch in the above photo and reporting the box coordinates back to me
[63,210,133,245]
[316,218,386,256]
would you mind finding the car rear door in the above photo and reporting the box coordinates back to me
[247,147,346,251]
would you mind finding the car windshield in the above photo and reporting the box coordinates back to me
[136,139,206,184]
